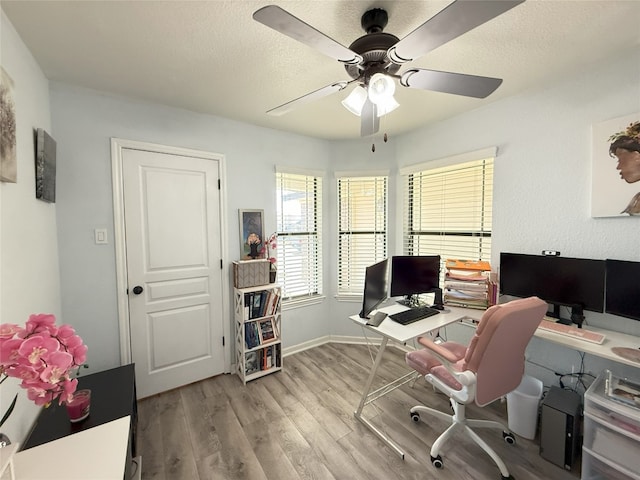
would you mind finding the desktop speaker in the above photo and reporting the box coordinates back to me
[539,386,582,470]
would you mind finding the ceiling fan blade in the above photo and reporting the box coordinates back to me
[400,68,502,98]
[388,0,524,64]
[267,82,348,116]
[360,100,380,137]
[253,5,362,65]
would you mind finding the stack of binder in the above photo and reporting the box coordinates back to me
[444,259,497,309]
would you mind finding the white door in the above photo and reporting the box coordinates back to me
[120,145,226,398]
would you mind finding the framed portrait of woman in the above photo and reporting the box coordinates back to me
[591,112,640,217]
[239,209,264,259]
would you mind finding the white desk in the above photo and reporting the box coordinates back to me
[350,303,640,458]
[348,304,481,458]
[532,323,640,368]
[12,416,130,479]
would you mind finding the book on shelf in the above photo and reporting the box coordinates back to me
[244,321,261,349]
[244,289,280,320]
[245,351,259,375]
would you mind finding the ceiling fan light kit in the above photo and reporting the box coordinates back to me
[253,1,525,136]
[341,86,368,116]
[367,73,396,105]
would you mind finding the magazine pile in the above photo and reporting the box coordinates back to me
[443,259,497,310]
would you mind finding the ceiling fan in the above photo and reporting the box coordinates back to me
[253,1,525,137]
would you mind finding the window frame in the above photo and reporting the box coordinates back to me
[275,168,324,307]
[400,148,495,284]
[336,172,389,298]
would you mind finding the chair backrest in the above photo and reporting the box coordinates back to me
[462,296,547,406]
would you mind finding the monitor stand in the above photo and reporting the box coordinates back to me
[547,304,571,325]
[547,303,584,327]
[396,294,420,308]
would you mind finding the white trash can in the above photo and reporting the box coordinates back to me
[506,375,543,440]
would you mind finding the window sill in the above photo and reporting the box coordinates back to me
[334,294,362,303]
[282,295,326,311]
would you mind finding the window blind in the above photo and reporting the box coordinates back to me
[276,171,323,300]
[402,157,493,278]
[337,175,388,295]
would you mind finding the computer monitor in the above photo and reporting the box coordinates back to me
[605,259,640,321]
[359,258,389,319]
[390,255,441,306]
[499,252,605,326]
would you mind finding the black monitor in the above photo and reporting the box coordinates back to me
[390,255,442,307]
[359,258,389,319]
[499,252,606,326]
[605,259,640,321]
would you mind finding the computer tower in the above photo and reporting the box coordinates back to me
[539,386,582,470]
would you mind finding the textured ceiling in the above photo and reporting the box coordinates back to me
[2,1,640,140]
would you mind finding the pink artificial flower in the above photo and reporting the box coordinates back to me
[25,314,58,336]
[0,324,22,339]
[7,364,40,383]
[59,378,78,405]
[0,338,25,364]
[71,344,88,365]
[0,314,87,409]
[40,351,73,385]
[62,334,83,350]
[56,324,76,340]
[18,335,60,365]
[26,382,56,407]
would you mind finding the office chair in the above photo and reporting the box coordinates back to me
[405,296,547,479]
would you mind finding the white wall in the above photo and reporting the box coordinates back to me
[0,11,60,443]
[49,85,333,372]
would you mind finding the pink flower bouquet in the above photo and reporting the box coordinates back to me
[0,314,87,408]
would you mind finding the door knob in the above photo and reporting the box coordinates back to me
[132,286,144,295]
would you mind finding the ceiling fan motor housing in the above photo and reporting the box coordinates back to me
[345,9,400,81]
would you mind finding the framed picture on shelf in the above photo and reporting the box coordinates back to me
[239,209,265,260]
[258,318,277,344]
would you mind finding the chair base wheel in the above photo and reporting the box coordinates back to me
[410,412,420,423]
[503,431,516,445]
[431,454,443,469]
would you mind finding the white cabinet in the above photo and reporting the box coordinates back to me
[582,369,640,480]
[234,284,282,384]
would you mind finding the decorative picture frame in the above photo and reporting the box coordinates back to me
[239,209,264,260]
[258,318,277,344]
[35,128,57,202]
[591,112,640,217]
[0,67,17,183]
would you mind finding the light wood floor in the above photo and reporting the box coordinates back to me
[137,343,580,479]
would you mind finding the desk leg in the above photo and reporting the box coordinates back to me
[354,337,405,459]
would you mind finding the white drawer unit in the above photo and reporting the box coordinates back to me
[582,369,640,480]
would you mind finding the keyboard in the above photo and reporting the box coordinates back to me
[389,306,440,325]
[537,318,606,345]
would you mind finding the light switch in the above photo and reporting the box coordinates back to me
[95,228,108,245]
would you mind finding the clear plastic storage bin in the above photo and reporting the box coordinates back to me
[582,369,640,480]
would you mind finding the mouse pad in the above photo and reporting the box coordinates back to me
[612,347,640,363]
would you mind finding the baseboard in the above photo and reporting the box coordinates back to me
[230,335,414,374]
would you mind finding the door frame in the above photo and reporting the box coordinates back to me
[110,138,231,373]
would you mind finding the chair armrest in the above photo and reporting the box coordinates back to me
[417,336,463,363]
[416,337,476,387]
